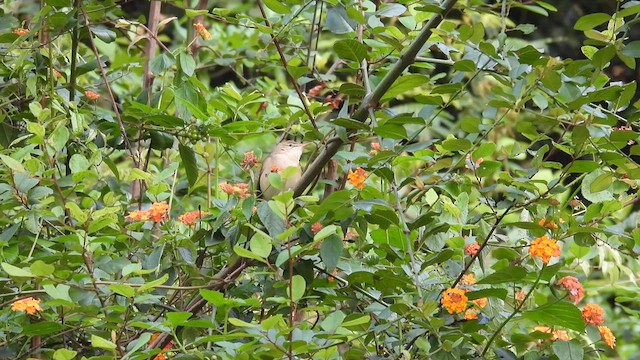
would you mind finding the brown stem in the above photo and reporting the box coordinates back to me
[293,0,458,197]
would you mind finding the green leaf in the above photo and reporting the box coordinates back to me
[622,40,640,58]
[581,170,614,203]
[0,154,25,172]
[552,341,584,360]
[320,235,343,270]
[234,245,268,263]
[380,74,429,102]
[453,59,476,72]
[573,13,610,31]
[263,0,291,14]
[109,284,135,298]
[30,260,55,276]
[179,52,196,76]
[589,172,613,193]
[43,284,72,301]
[333,39,368,63]
[466,288,508,300]
[377,3,406,17]
[91,334,117,350]
[250,231,273,258]
[179,143,198,188]
[288,275,306,302]
[137,273,169,293]
[341,314,370,328]
[442,138,472,152]
[321,311,346,332]
[22,322,63,336]
[375,124,408,139]
[477,266,527,284]
[53,349,77,360]
[166,312,193,326]
[1,262,34,277]
[523,301,586,332]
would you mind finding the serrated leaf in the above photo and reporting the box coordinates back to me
[333,39,368,63]
[477,266,527,284]
[523,301,585,332]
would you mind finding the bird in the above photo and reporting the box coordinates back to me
[259,141,307,200]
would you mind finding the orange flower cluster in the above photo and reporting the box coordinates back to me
[528,235,560,264]
[581,303,605,325]
[556,276,584,304]
[193,23,211,40]
[347,167,367,189]
[532,326,570,341]
[126,202,170,222]
[538,218,559,229]
[85,90,100,100]
[516,290,526,305]
[464,297,488,320]
[464,309,478,320]
[598,325,616,349]
[460,273,476,286]
[371,142,381,151]
[13,28,30,36]
[441,288,468,314]
[464,241,480,256]
[178,210,208,225]
[149,333,174,360]
[241,151,259,171]
[11,297,43,315]
[311,222,323,235]
[220,183,250,198]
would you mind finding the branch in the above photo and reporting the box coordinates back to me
[146,259,252,354]
[293,0,458,196]
[256,0,319,131]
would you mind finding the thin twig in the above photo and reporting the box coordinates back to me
[256,0,319,131]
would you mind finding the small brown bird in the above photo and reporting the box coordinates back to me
[259,141,307,200]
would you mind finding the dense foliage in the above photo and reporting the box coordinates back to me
[1,0,640,359]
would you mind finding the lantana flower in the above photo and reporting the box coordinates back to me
[193,23,211,40]
[529,235,560,264]
[11,297,43,315]
[178,210,208,226]
[219,183,250,198]
[441,288,468,314]
[347,167,367,189]
[556,276,584,304]
[532,326,570,341]
[85,90,100,100]
[464,241,480,256]
[598,325,615,349]
[581,303,605,325]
